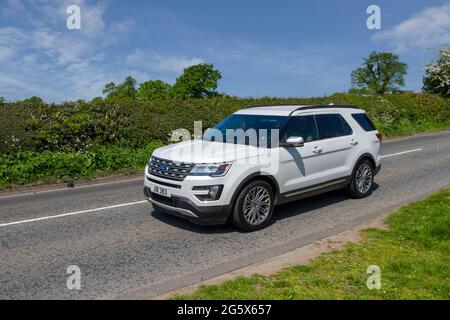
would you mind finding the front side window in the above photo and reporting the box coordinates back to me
[280,115,319,143]
[316,114,353,139]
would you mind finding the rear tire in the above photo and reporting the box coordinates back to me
[231,180,274,232]
[346,159,374,199]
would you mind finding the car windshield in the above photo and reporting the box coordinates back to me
[204,114,288,148]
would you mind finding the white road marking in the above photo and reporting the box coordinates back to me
[381,148,423,158]
[0,177,143,199]
[0,200,147,228]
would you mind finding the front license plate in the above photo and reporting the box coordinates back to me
[152,185,171,198]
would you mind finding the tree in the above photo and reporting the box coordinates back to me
[90,96,104,103]
[137,80,172,101]
[351,52,408,94]
[423,47,450,98]
[102,76,137,99]
[22,96,44,104]
[171,64,222,99]
[102,82,117,96]
[0,96,4,104]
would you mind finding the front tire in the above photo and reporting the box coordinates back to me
[231,180,274,232]
[346,159,374,199]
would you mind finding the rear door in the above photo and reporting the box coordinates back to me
[316,113,356,179]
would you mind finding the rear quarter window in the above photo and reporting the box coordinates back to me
[316,114,353,139]
[352,113,377,132]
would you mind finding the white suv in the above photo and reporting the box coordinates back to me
[144,105,382,231]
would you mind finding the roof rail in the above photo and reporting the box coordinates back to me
[288,104,360,115]
[244,104,361,114]
[244,104,301,109]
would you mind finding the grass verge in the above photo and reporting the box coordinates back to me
[174,188,450,300]
[0,141,164,189]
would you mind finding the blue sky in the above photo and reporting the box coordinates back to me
[0,0,449,102]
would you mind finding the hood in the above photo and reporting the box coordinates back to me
[152,140,267,164]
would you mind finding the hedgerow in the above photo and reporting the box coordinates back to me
[0,93,448,188]
[0,142,163,188]
[1,93,449,155]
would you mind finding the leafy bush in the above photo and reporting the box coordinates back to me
[1,93,449,155]
[0,142,164,188]
[0,93,448,188]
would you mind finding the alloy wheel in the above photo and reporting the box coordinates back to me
[355,163,373,194]
[242,186,271,225]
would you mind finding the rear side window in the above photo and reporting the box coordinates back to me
[316,114,353,139]
[352,113,377,132]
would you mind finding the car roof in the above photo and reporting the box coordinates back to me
[235,104,364,116]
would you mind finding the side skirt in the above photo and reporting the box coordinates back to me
[277,176,351,205]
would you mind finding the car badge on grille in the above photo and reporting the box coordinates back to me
[159,165,169,172]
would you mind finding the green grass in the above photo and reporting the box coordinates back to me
[174,188,450,300]
[0,141,164,189]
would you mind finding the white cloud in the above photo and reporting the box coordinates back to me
[373,3,450,51]
[0,0,140,102]
[206,42,343,76]
[0,0,202,102]
[77,0,106,38]
[0,46,16,60]
[0,74,63,100]
[126,49,204,74]
[111,17,136,34]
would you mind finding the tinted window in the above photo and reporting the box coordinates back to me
[352,113,377,131]
[317,114,353,139]
[281,115,319,143]
[206,114,288,147]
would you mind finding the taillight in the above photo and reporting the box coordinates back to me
[376,133,383,143]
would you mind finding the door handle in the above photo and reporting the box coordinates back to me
[313,147,323,154]
[350,140,359,146]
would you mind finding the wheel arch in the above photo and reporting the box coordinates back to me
[229,172,281,210]
[352,153,376,177]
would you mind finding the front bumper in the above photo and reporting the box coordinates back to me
[144,186,231,225]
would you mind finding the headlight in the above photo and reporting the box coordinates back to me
[189,163,232,177]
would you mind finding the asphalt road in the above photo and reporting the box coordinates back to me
[0,131,449,299]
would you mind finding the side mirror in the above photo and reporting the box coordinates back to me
[285,136,305,147]
[203,128,213,141]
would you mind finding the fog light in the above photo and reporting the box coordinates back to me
[193,185,223,201]
[208,185,220,198]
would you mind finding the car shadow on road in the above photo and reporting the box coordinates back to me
[270,183,380,226]
[150,209,235,234]
[150,183,379,234]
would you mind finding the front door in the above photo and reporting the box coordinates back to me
[277,115,325,194]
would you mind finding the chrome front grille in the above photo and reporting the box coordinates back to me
[148,157,194,181]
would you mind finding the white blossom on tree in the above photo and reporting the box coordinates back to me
[423,47,450,98]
